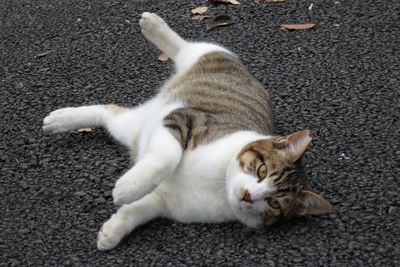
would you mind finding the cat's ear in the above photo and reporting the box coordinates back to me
[273,130,312,163]
[297,190,333,216]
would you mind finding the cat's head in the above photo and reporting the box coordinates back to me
[226,130,332,227]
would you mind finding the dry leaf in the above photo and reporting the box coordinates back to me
[17,81,25,88]
[280,23,316,30]
[308,3,314,10]
[338,153,351,160]
[34,51,53,58]
[339,69,349,73]
[191,6,208,15]
[70,128,93,134]
[125,19,132,24]
[250,0,262,6]
[192,15,211,21]
[335,1,346,4]
[251,0,285,6]
[333,23,341,27]
[207,0,240,5]
[158,53,169,62]
[206,15,235,31]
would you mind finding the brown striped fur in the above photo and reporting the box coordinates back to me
[162,52,273,150]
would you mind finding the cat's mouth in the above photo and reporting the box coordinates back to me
[241,189,253,203]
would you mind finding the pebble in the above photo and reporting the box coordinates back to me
[74,191,86,197]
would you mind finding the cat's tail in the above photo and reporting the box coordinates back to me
[139,12,187,59]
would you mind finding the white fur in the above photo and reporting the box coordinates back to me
[140,12,187,59]
[43,105,115,134]
[112,124,183,205]
[225,154,276,227]
[43,12,274,251]
[97,131,267,250]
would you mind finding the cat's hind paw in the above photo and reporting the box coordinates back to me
[139,12,168,37]
[43,105,106,134]
[43,107,82,134]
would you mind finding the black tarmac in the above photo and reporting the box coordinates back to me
[1,0,399,266]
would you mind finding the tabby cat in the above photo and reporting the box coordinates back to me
[43,13,332,251]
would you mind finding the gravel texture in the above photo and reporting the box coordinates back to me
[1,0,399,266]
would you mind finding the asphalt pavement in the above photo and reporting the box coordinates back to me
[1,0,399,266]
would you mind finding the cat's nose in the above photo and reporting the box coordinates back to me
[242,190,253,203]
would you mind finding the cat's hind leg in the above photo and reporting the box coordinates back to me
[97,192,165,251]
[139,12,187,59]
[43,104,143,148]
[139,12,232,73]
[43,105,126,135]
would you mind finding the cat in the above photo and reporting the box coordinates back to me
[42,12,333,251]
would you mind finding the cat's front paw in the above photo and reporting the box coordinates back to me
[112,176,149,205]
[97,216,125,251]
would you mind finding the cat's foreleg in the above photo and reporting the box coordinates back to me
[97,192,165,251]
[112,126,182,205]
[139,12,187,59]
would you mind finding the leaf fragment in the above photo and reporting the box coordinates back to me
[388,205,400,215]
[34,51,53,58]
[338,153,351,160]
[158,53,169,62]
[280,23,316,30]
[192,15,211,21]
[17,81,25,88]
[70,128,94,134]
[38,68,50,72]
[206,15,235,31]
[250,0,262,6]
[191,6,208,15]
[251,0,285,6]
[207,0,240,5]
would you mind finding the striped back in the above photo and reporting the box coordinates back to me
[162,51,274,150]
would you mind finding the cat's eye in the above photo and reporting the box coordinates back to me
[257,164,268,181]
[267,198,281,209]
